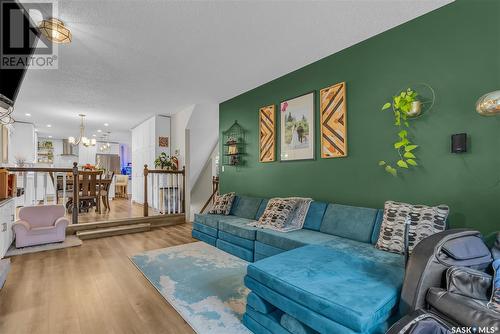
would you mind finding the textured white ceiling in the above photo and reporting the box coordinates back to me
[14,0,453,143]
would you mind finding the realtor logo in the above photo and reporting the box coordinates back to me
[452,326,498,334]
[0,0,59,69]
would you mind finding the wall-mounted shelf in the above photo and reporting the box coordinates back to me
[222,121,245,166]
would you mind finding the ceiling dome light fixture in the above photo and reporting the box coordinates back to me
[39,18,72,44]
[476,90,500,116]
[68,114,96,147]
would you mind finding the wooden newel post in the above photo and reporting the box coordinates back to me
[72,162,79,224]
[182,166,186,213]
[143,164,149,217]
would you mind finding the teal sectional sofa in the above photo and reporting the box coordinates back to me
[192,195,406,334]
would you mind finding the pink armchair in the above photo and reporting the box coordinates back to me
[13,205,69,248]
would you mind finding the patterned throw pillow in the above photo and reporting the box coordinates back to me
[286,197,313,232]
[488,259,500,313]
[375,201,449,255]
[208,192,235,215]
[254,198,298,231]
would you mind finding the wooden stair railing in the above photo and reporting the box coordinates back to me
[200,176,219,214]
[143,165,186,217]
[6,162,80,224]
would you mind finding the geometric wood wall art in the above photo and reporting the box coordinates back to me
[320,82,347,158]
[259,104,276,162]
[158,136,169,147]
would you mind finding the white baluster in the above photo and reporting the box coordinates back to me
[177,174,181,213]
[62,173,67,205]
[43,173,48,205]
[161,174,166,213]
[53,173,57,204]
[156,173,160,212]
[22,172,27,206]
[167,173,171,214]
[34,172,38,205]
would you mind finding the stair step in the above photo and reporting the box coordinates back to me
[77,223,151,240]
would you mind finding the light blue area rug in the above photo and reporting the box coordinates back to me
[131,242,251,334]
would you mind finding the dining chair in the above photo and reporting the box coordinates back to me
[67,170,103,214]
[100,172,114,211]
[115,174,129,199]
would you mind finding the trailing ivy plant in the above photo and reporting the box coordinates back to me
[378,88,419,176]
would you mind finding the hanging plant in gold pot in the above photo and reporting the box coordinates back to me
[378,86,432,176]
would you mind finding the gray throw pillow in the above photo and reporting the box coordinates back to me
[208,192,235,215]
[375,201,449,255]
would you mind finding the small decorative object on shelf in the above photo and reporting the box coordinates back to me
[222,121,245,166]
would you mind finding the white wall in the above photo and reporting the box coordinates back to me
[169,103,218,220]
[131,115,171,203]
[189,144,218,221]
[187,104,219,191]
[171,105,194,167]
[9,122,36,164]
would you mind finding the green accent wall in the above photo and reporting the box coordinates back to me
[219,0,500,236]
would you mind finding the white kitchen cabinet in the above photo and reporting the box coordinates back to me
[0,198,15,258]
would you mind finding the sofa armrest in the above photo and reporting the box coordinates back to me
[13,220,31,232]
[54,217,69,229]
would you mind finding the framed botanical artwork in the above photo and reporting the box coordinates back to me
[280,92,315,161]
[259,104,276,162]
[320,82,347,158]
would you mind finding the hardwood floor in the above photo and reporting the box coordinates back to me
[0,223,197,334]
[65,198,161,224]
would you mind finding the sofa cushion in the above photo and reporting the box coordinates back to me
[192,230,217,246]
[320,204,378,243]
[246,238,405,332]
[371,209,384,245]
[230,196,263,219]
[256,228,338,251]
[247,291,276,314]
[192,222,218,237]
[255,241,286,258]
[218,231,254,250]
[245,276,388,334]
[194,213,223,228]
[255,199,270,220]
[281,313,319,334]
[245,306,289,334]
[219,219,258,240]
[216,239,253,262]
[302,201,328,231]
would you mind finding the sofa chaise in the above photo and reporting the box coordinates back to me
[192,195,409,333]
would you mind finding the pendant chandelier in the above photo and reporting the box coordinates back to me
[0,96,14,125]
[68,114,96,147]
[38,18,72,44]
[99,132,112,152]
